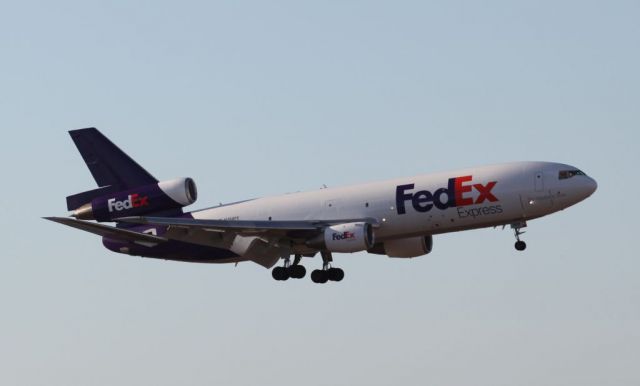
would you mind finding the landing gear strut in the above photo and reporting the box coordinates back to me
[511,222,527,251]
[272,254,306,281]
[311,251,344,284]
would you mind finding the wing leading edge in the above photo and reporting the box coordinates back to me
[117,216,379,236]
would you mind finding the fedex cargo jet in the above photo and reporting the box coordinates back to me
[45,128,597,283]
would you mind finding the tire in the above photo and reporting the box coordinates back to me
[272,266,289,281]
[327,268,344,282]
[515,241,527,251]
[311,269,328,284]
[289,265,306,279]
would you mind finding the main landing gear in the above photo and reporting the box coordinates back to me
[272,254,306,281]
[511,222,527,251]
[310,251,344,284]
[271,252,344,283]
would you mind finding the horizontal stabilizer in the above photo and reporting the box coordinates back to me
[44,217,167,245]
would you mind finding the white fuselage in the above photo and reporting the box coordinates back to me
[190,162,597,244]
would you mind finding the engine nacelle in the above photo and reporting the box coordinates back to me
[368,235,433,258]
[73,177,197,222]
[308,222,375,253]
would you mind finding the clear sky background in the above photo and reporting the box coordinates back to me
[1,1,639,385]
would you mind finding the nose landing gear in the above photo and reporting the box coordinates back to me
[515,240,527,251]
[511,222,527,251]
[311,251,344,284]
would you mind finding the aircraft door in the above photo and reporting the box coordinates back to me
[522,170,553,215]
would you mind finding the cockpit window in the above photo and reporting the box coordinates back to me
[559,170,586,180]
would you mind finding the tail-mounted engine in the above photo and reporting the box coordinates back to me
[72,177,197,222]
[307,222,375,253]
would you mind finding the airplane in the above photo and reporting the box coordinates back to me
[45,128,597,283]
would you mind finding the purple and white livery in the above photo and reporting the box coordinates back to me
[46,128,597,283]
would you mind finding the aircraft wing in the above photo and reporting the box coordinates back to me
[116,216,379,237]
[47,215,379,269]
[117,216,379,268]
[44,217,168,246]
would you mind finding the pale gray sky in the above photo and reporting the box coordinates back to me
[1,1,639,385]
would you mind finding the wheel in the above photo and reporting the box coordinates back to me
[327,268,344,282]
[515,240,527,251]
[272,266,289,281]
[271,267,280,280]
[311,269,328,284]
[289,265,306,279]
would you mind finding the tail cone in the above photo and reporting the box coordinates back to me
[73,203,95,220]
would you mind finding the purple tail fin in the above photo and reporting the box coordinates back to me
[66,128,158,210]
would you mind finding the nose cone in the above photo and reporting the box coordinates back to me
[586,176,598,196]
[577,176,598,201]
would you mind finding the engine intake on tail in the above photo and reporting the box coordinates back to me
[73,177,197,221]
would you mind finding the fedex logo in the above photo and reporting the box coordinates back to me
[396,175,497,215]
[332,231,355,241]
[107,194,149,212]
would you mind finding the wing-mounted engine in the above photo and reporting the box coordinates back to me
[72,177,197,222]
[368,235,433,258]
[307,222,375,253]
